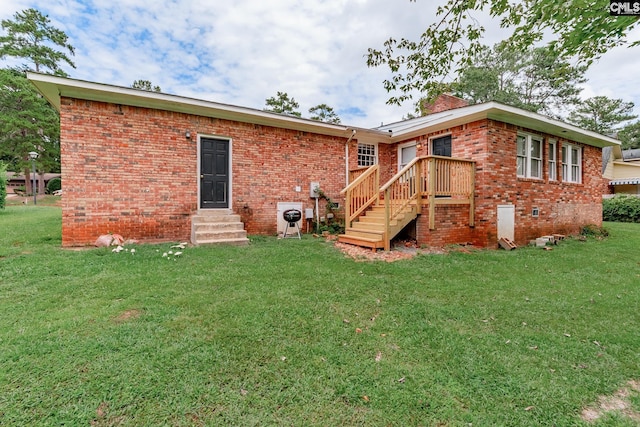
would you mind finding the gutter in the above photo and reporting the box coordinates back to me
[345,129,357,185]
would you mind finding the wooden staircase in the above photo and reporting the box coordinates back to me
[339,202,418,250]
[191,209,249,246]
[338,156,476,251]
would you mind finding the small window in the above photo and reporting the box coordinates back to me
[548,140,557,181]
[516,133,543,179]
[398,142,416,170]
[561,143,582,183]
[357,143,377,167]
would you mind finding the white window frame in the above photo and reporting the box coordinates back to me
[357,142,377,167]
[548,139,557,181]
[398,141,417,171]
[562,143,582,183]
[516,133,543,179]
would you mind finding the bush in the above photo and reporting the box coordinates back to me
[0,162,6,209]
[46,177,61,194]
[603,194,640,222]
[580,224,609,238]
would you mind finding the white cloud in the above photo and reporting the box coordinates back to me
[2,0,640,127]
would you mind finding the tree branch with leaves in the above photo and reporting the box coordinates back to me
[367,0,639,106]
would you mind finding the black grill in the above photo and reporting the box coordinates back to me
[282,209,302,239]
[283,209,302,225]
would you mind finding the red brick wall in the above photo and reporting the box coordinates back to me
[413,119,605,247]
[60,98,348,246]
[61,97,605,249]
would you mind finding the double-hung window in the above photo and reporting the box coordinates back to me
[357,143,377,167]
[516,134,543,179]
[548,139,557,181]
[562,143,582,183]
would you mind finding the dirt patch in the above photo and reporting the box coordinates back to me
[112,309,142,323]
[332,238,452,262]
[581,380,640,423]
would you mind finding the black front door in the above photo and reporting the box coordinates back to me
[200,137,229,209]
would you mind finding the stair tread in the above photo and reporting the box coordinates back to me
[339,234,383,243]
[195,238,250,246]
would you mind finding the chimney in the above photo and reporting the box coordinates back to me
[422,93,469,115]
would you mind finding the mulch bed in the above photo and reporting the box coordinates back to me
[326,235,459,262]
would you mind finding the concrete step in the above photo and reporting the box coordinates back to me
[192,214,242,223]
[194,237,250,246]
[194,229,248,241]
[192,222,245,232]
[191,210,248,246]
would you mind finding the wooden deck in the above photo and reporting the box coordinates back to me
[339,156,475,251]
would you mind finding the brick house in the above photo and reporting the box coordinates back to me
[28,73,619,249]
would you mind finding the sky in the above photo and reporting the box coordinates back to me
[1,0,640,128]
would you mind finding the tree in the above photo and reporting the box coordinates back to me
[452,43,586,117]
[131,79,161,92]
[366,0,639,105]
[567,96,637,135]
[264,91,302,117]
[0,8,74,190]
[308,103,341,124]
[618,121,640,150]
[0,69,60,194]
[0,8,75,76]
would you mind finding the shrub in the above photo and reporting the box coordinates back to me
[46,177,61,194]
[580,224,609,238]
[603,194,640,223]
[0,162,6,209]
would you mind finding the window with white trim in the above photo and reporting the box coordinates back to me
[548,139,557,181]
[516,134,543,179]
[561,143,582,183]
[398,141,416,170]
[357,143,377,167]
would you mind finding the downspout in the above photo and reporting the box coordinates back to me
[345,129,356,185]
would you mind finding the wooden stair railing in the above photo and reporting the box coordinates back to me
[423,156,476,229]
[379,158,423,250]
[340,164,379,229]
[340,157,475,251]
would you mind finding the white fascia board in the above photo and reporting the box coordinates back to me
[27,72,385,139]
[381,102,621,148]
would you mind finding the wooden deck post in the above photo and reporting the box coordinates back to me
[415,160,422,215]
[469,162,475,227]
[384,188,391,251]
[345,187,352,229]
[428,157,436,230]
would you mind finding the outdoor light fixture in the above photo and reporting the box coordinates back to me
[28,151,38,205]
[185,131,191,139]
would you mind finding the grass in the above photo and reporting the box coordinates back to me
[1,205,640,426]
[4,194,61,207]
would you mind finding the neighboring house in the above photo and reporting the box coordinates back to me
[5,172,61,195]
[603,146,640,196]
[28,73,618,249]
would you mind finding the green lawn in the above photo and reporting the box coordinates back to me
[1,206,639,426]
